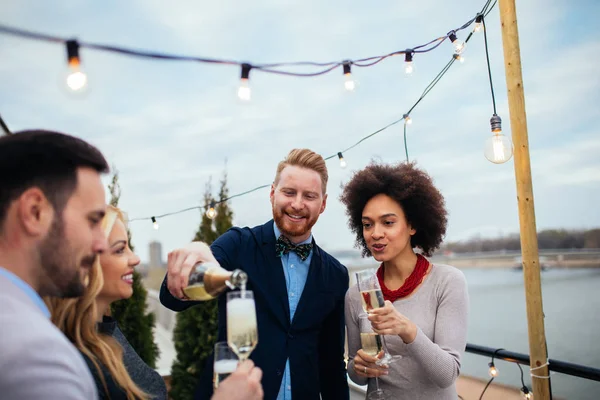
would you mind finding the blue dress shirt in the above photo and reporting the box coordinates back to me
[0,267,50,318]
[273,224,313,400]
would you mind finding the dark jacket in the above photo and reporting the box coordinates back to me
[160,220,350,400]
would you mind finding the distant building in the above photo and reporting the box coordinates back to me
[149,241,164,269]
[145,241,167,291]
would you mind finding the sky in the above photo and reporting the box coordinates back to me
[1,0,599,263]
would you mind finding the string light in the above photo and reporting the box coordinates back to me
[342,61,355,91]
[484,114,513,164]
[151,216,159,230]
[337,152,347,169]
[478,13,512,164]
[474,14,484,32]
[0,0,500,92]
[448,31,467,54]
[206,202,217,219]
[488,361,499,377]
[31,0,497,227]
[520,386,533,399]
[403,113,412,125]
[516,363,533,399]
[453,53,466,63]
[404,50,415,75]
[237,63,252,101]
[128,44,479,226]
[64,40,88,92]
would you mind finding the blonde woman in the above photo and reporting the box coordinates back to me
[46,205,167,400]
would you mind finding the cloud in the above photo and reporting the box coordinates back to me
[1,0,598,262]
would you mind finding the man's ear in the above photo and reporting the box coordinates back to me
[320,193,328,214]
[17,187,54,237]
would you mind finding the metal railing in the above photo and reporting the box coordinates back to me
[466,343,600,382]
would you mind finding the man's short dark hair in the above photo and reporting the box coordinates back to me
[0,130,109,226]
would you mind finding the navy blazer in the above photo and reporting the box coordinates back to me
[160,220,350,400]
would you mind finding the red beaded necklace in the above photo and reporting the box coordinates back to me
[376,253,430,302]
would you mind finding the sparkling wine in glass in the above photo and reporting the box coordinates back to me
[227,290,258,362]
[213,341,238,390]
[355,269,402,364]
[359,314,390,400]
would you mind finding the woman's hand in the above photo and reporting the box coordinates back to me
[353,350,389,378]
[369,300,418,344]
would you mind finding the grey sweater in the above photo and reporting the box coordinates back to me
[345,263,469,400]
[99,317,168,400]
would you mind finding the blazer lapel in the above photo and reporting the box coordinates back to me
[260,220,291,327]
[291,241,322,326]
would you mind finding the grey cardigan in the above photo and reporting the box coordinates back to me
[99,316,168,400]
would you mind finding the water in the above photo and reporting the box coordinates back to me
[462,268,600,399]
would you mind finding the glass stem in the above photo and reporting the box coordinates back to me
[380,334,392,361]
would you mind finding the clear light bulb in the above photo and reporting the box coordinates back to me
[453,54,466,64]
[206,206,217,219]
[151,217,159,230]
[337,152,347,168]
[237,63,252,101]
[237,78,251,101]
[344,73,355,91]
[66,65,88,91]
[484,115,513,164]
[449,32,466,54]
[64,40,88,93]
[488,363,499,377]
[474,14,484,33]
[404,51,414,75]
[521,387,532,399]
[404,115,412,125]
[342,62,355,91]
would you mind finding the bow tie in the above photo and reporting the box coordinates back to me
[276,235,313,261]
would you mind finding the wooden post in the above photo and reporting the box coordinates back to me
[497,0,551,398]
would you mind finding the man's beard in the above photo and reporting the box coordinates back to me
[272,206,317,239]
[38,216,94,298]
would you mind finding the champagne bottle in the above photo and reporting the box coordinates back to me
[183,262,247,300]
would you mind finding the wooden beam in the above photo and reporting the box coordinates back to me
[497,0,551,398]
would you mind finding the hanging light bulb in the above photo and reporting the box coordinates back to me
[404,50,415,75]
[403,114,412,125]
[520,386,532,399]
[488,362,499,377]
[64,40,88,92]
[151,216,159,230]
[474,14,484,32]
[206,202,217,219]
[448,31,466,54]
[237,63,252,101]
[343,61,355,91]
[484,114,513,164]
[337,152,347,168]
[453,53,466,64]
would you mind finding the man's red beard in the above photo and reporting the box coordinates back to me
[272,206,317,239]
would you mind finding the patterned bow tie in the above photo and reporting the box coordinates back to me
[276,235,313,261]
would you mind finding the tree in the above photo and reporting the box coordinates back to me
[107,168,160,368]
[170,171,234,400]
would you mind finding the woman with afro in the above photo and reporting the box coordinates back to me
[341,162,469,399]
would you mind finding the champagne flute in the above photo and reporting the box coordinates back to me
[355,269,402,364]
[359,314,390,400]
[213,341,238,390]
[227,290,258,362]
